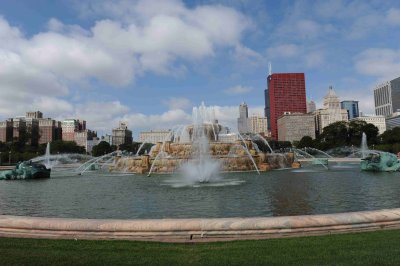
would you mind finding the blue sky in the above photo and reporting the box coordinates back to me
[0,0,399,137]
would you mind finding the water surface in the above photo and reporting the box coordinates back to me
[0,164,399,219]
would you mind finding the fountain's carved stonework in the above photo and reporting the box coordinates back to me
[110,137,294,174]
[110,103,295,175]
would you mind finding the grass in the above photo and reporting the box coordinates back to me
[1,230,400,265]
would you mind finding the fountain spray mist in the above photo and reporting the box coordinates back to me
[179,102,221,183]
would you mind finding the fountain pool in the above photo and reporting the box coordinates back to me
[1,164,399,219]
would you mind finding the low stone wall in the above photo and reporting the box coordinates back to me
[1,208,400,242]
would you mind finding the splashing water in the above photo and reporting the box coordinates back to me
[361,132,368,158]
[178,102,222,184]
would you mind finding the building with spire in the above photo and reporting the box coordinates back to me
[264,72,307,139]
[314,86,349,135]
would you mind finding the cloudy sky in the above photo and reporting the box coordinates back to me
[0,0,399,137]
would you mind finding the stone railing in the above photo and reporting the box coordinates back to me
[1,208,400,242]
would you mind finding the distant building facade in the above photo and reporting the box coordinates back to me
[341,100,359,119]
[62,119,86,142]
[12,117,27,142]
[264,73,307,139]
[277,113,315,142]
[0,119,13,143]
[386,112,400,130]
[139,130,170,144]
[307,100,316,113]
[374,77,400,116]
[315,86,349,135]
[38,119,61,144]
[75,130,98,152]
[247,115,268,135]
[354,116,386,135]
[237,102,249,133]
[112,122,133,146]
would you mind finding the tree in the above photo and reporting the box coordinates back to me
[348,120,366,146]
[380,127,400,144]
[318,121,348,150]
[92,141,112,157]
[118,142,140,153]
[296,136,314,149]
[50,140,85,154]
[361,123,379,145]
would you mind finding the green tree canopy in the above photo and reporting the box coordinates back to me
[50,140,85,154]
[92,141,113,157]
[296,136,315,149]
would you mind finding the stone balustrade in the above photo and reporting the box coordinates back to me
[1,208,400,242]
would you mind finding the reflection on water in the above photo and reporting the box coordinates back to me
[0,165,400,219]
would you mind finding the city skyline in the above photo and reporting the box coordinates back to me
[0,0,400,135]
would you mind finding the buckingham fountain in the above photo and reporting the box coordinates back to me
[108,102,294,176]
[2,104,400,242]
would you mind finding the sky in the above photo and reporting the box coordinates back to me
[0,0,400,137]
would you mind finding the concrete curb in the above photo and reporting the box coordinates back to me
[1,208,400,242]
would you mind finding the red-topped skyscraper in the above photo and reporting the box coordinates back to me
[264,73,307,140]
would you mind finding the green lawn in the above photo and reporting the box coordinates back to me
[1,230,400,265]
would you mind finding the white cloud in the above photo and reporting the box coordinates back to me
[267,44,300,58]
[224,85,253,95]
[386,8,400,26]
[0,2,252,126]
[304,51,324,68]
[233,45,264,65]
[122,109,191,131]
[162,97,192,110]
[355,48,400,81]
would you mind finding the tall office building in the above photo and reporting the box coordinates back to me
[341,100,359,119]
[277,113,315,142]
[374,77,400,116]
[62,119,82,141]
[264,73,307,139]
[237,102,249,133]
[38,119,61,144]
[0,119,13,143]
[112,122,133,146]
[247,115,268,135]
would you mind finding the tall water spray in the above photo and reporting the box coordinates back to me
[360,132,368,158]
[179,102,221,183]
[45,142,51,169]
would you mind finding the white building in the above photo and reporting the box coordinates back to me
[307,100,316,113]
[277,113,315,142]
[353,116,386,134]
[218,133,239,143]
[314,86,349,134]
[139,130,171,144]
[247,115,268,135]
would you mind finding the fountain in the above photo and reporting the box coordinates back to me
[360,132,368,158]
[109,102,295,175]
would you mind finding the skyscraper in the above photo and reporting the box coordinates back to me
[264,73,307,139]
[237,102,249,133]
[341,100,359,119]
[374,76,400,116]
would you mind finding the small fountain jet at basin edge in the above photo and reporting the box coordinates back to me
[360,132,368,158]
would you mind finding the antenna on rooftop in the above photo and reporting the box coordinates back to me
[268,62,272,76]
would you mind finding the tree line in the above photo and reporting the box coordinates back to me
[296,120,400,153]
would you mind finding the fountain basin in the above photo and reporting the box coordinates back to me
[1,208,400,242]
[110,142,294,174]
